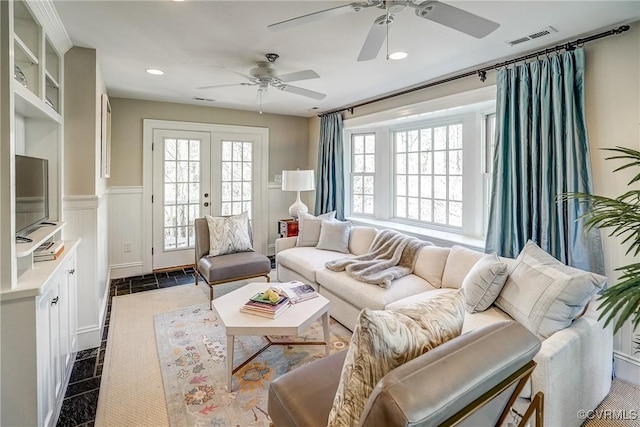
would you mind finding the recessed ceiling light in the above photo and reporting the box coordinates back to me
[388,51,408,60]
[146,68,164,75]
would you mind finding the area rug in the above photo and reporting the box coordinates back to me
[155,304,352,427]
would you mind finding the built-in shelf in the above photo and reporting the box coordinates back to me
[14,83,62,122]
[14,35,39,65]
[15,221,66,257]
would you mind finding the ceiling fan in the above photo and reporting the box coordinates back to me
[198,53,327,102]
[268,1,500,61]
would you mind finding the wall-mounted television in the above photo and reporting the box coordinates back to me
[15,155,49,235]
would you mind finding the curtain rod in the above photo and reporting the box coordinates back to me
[319,24,630,117]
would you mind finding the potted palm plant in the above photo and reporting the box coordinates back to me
[563,146,640,347]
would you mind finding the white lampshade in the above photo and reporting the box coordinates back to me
[282,170,315,192]
[281,169,315,219]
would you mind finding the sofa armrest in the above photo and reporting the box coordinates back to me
[275,237,297,254]
[529,300,613,427]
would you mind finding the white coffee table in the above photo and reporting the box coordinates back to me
[212,282,331,391]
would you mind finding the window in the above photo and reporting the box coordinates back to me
[394,122,463,227]
[343,88,496,241]
[351,133,375,215]
[220,140,253,219]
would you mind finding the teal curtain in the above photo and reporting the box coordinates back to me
[486,48,604,273]
[315,112,345,219]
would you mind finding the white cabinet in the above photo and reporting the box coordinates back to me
[0,241,80,427]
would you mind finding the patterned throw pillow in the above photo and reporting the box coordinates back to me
[495,240,606,339]
[327,290,465,427]
[205,211,253,256]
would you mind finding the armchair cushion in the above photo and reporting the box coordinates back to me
[205,211,253,256]
[197,251,270,283]
[327,289,465,427]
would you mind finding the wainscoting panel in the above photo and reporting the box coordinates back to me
[614,320,640,386]
[109,186,144,279]
[63,195,109,350]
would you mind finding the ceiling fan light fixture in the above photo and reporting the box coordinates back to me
[388,51,408,60]
[146,68,164,75]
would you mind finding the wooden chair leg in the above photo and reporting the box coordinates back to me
[209,285,214,310]
[266,274,271,283]
[194,271,198,285]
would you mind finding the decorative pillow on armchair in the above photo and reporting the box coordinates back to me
[327,290,465,427]
[495,240,607,339]
[205,211,253,256]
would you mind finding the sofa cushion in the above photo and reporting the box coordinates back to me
[327,290,465,427]
[441,245,486,289]
[348,226,378,255]
[413,246,451,288]
[462,253,509,313]
[316,220,352,253]
[296,211,336,247]
[277,247,351,283]
[317,268,436,311]
[495,240,607,339]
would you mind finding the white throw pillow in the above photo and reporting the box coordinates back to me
[316,220,351,253]
[296,211,336,247]
[495,240,606,339]
[205,211,253,256]
[462,253,508,313]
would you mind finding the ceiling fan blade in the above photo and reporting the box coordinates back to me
[416,1,499,38]
[280,84,327,101]
[197,82,253,90]
[357,19,388,62]
[268,4,356,32]
[278,70,320,83]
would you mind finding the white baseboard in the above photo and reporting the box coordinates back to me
[77,324,102,351]
[110,261,144,279]
[614,350,640,387]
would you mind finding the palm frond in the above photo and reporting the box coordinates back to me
[597,264,640,333]
[603,146,640,185]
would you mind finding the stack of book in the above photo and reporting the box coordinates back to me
[240,290,291,319]
[34,240,64,262]
[277,281,319,304]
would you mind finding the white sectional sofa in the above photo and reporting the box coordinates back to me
[275,225,613,427]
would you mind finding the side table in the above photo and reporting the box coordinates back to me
[278,219,299,238]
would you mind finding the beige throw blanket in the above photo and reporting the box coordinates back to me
[325,229,432,288]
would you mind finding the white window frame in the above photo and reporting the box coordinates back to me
[343,86,496,247]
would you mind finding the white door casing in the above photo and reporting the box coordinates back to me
[143,120,269,273]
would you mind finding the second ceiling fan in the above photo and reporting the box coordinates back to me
[268,1,500,61]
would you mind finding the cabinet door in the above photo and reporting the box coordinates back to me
[36,283,59,427]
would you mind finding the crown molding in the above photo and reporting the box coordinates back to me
[27,0,72,55]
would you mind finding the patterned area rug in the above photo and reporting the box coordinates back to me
[155,304,352,427]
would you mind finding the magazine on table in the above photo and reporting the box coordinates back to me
[276,281,318,304]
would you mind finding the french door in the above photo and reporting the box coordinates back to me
[151,125,268,271]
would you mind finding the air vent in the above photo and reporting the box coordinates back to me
[508,26,557,46]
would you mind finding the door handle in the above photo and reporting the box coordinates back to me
[204,193,209,198]
[51,296,59,305]
[69,269,75,275]
[204,202,209,207]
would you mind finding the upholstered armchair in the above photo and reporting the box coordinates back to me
[194,217,271,309]
[268,321,543,427]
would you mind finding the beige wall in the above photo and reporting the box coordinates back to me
[64,47,97,195]
[109,98,309,186]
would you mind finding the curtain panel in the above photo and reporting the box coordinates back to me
[315,112,345,219]
[486,48,604,273]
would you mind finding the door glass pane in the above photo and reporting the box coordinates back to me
[221,140,253,221]
[163,136,201,251]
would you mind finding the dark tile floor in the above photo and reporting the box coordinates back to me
[56,266,196,427]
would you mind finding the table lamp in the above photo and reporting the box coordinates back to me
[282,169,315,219]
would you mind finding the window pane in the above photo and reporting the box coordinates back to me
[221,202,231,215]
[396,175,406,196]
[396,153,406,174]
[165,183,176,204]
[420,199,432,222]
[232,162,242,181]
[408,175,419,197]
[353,195,363,213]
[177,184,188,203]
[232,201,242,214]
[408,153,419,174]
[449,176,462,201]
[396,196,406,217]
[449,150,462,175]
[189,162,199,183]
[421,176,432,198]
[243,142,252,161]
[177,161,188,182]
[434,126,447,150]
[353,136,364,154]
[420,129,432,151]
[395,132,406,153]
[434,200,447,224]
[434,151,447,175]
[164,227,176,250]
[165,139,176,160]
[449,124,463,149]
[242,182,252,199]
[165,161,176,183]
[177,139,189,160]
[365,154,375,172]
[449,201,462,227]
[189,183,199,203]
[233,141,243,161]
[363,176,374,194]
[222,141,232,161]
[420,152,432,174]
[243,162,252,181]
[363,196,374,214]
[221,182,231,201]
[434,176,447,199]
[232,182,241,200]
[164,206,176,227]
[189,140,200,160]
[177,205,188,226]
[408,130,419,152]
[365,135,375,153]
[354,154,364,173]
[353,176,363,194]
[407,197,419,220]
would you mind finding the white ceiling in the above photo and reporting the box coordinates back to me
[53,1,640,117]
